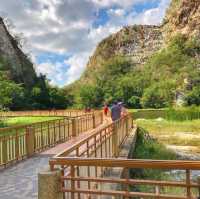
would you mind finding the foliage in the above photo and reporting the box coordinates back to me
[0,71,23,109]
[134,127,176,160]
[130,107,200,121]
[166,107,200,121]
[71,34,200,109]
[1,31,200,110]
[141,81,175,108]
[0,56,73,110]
[127,96,141,108]
[185,86,200,106]
[79,84,103,108]
[129,128,177,193]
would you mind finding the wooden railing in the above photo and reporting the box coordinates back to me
[0,112,103,168]
[51,114,132,159]
[0,109,94,117]
[48,115,200,199]
[49,158,200,199]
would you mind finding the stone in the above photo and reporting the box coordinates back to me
[38,168,63,199]
[0,17,37,88]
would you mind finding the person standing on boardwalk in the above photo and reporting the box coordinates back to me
[103,103,109,116]
[118,102,127,117]
[111,101,121,121]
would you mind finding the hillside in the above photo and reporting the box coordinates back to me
[0,17,38,88]
[163,0,200,40]
[70,0,200,108]
[83,25,163,81]
[80,0,200,82]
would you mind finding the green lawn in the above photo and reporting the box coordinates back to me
[0,116,61,128]
[135,119,200,153]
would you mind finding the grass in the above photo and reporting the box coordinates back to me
[129,107,200,120]
[130,109,200,196]
[166,107,200,121]
[0,116,61,128]
[133,128,177,160]
[130,128,199,196]
[129,128,187,196]
[135,119,200,153]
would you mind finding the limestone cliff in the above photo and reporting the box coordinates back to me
[0,17,37,88]
[79,0,200,82]
[82,25,163,81]
[163,0,200,40]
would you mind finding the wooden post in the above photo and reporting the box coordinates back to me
[186,169,191,199]
[2,136,8,165]
[197,176,200,199]
[71,166,75,199]
[15,131,19,160]
[100,112,103,124]
[125,116,129,136]
[72,118,77,137]
[112,123,118,157]
[26,127,35,157]
[92,113,96,128]
[131,115,134,128]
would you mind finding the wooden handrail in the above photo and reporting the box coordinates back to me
[54,114,131,158]
[0,110,98,118]
[61,176,199,188]
[0,118,71,132]
[0,112,98,133]
[54,123,113,157]
[0,111,104,167]
[50,157,200,170]
[61,188,190,199]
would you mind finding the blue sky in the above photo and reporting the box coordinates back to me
[0,0,171,86]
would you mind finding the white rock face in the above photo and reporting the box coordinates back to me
[0,17,37,87]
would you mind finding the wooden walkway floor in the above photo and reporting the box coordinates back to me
[0,120,111,199]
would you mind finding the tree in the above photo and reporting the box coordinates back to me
[48,87,69,109]
[185,86,200,106]
[0,72,23,109]
[79,84,103,108]
[128,96,141,108]
[141,82,175,108]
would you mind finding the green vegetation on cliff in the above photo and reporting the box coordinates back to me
[71,34,200,109]
[0,18,73,110]
[0,58,72,110]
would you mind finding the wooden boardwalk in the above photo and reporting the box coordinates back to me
[0,120,110,199]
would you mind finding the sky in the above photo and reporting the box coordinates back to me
[0,0,171,86]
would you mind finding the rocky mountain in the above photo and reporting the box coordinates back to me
[85,25,163,73]
[79,0,200,83]
[163,0,200,40]
[0,17,37,88]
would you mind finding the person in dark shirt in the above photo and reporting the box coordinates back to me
[111,101,121,121]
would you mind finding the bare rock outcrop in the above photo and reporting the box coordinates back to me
[0,17,37,88]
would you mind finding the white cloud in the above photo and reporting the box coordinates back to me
[64,52,91,84]
[127,0,170,25]
[91,0,150,8]
[0,0,171,86]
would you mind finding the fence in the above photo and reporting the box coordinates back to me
[50,158,200,199]
[0,112,103,167]
[50,114,132,159]
[46,114,133,199]
[48,114,200,199]
[0,109,92,117]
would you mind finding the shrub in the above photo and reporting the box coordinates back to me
[185,86,200,106]
[128,96,141,108]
